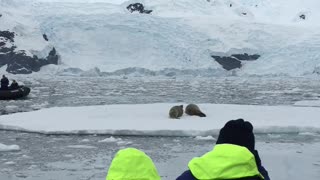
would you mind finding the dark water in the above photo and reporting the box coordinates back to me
[0,130,320,180]
[1,76,320,179]
[1,76,320,115]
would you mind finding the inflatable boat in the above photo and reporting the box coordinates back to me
[0,86,31,100]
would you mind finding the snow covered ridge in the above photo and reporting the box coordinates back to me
[2,0,320,76]
[0,103,319,136]
[0,2,59,74]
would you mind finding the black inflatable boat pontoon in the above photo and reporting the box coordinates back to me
[0,86,31,100]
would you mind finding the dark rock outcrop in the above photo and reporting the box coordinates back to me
[299,14,306,20]
[0,30,59,74]
[212,53,260,71]
[231,53,260,61]
[212,55,242,70]
[127,3,153,14]
[0,31,15,42]
[43,34,49,41]
[5,48,59,74]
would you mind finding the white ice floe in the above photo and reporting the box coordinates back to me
[0,103,320,136]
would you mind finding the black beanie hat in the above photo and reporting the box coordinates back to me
[216,119,255,152]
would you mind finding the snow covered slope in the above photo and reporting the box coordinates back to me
[0,0,59,74]
[0,0,46,55]
[2,0,320,76]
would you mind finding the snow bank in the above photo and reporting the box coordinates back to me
[0,143,20,152]
[0,103,319,136]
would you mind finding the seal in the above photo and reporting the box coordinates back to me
[169,105,183,119]
[185,104,206,117]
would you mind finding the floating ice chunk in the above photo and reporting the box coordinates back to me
[267,134,281,138]
[30,102,49,110]
[195,136,216,140]
[81,139,90,142]
[67,145,97,149]
[299,132,319,136]
[28,165,38,170]
[98,136,122,143]
[4,161,16,165]
[21,155,31,159]
[116,141,132,145]
[0,143,20,152]
[63,154,74,158]
[5,106,19,113]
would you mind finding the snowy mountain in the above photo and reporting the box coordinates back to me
[1,0,320,76]
[0,0,59,74]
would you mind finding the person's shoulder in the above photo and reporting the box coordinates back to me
[176,170,196,180]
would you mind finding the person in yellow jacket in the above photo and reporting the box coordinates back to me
[176,119,270,180]
[106,147,161,180]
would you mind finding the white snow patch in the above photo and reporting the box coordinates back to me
[0,1,54,59]
[0,65,8,74]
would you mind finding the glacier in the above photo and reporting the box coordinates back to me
[1,0,320,76]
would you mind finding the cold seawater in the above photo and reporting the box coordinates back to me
[1,76,320,179]
[0,130,320,180]
[1,76,320,115]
